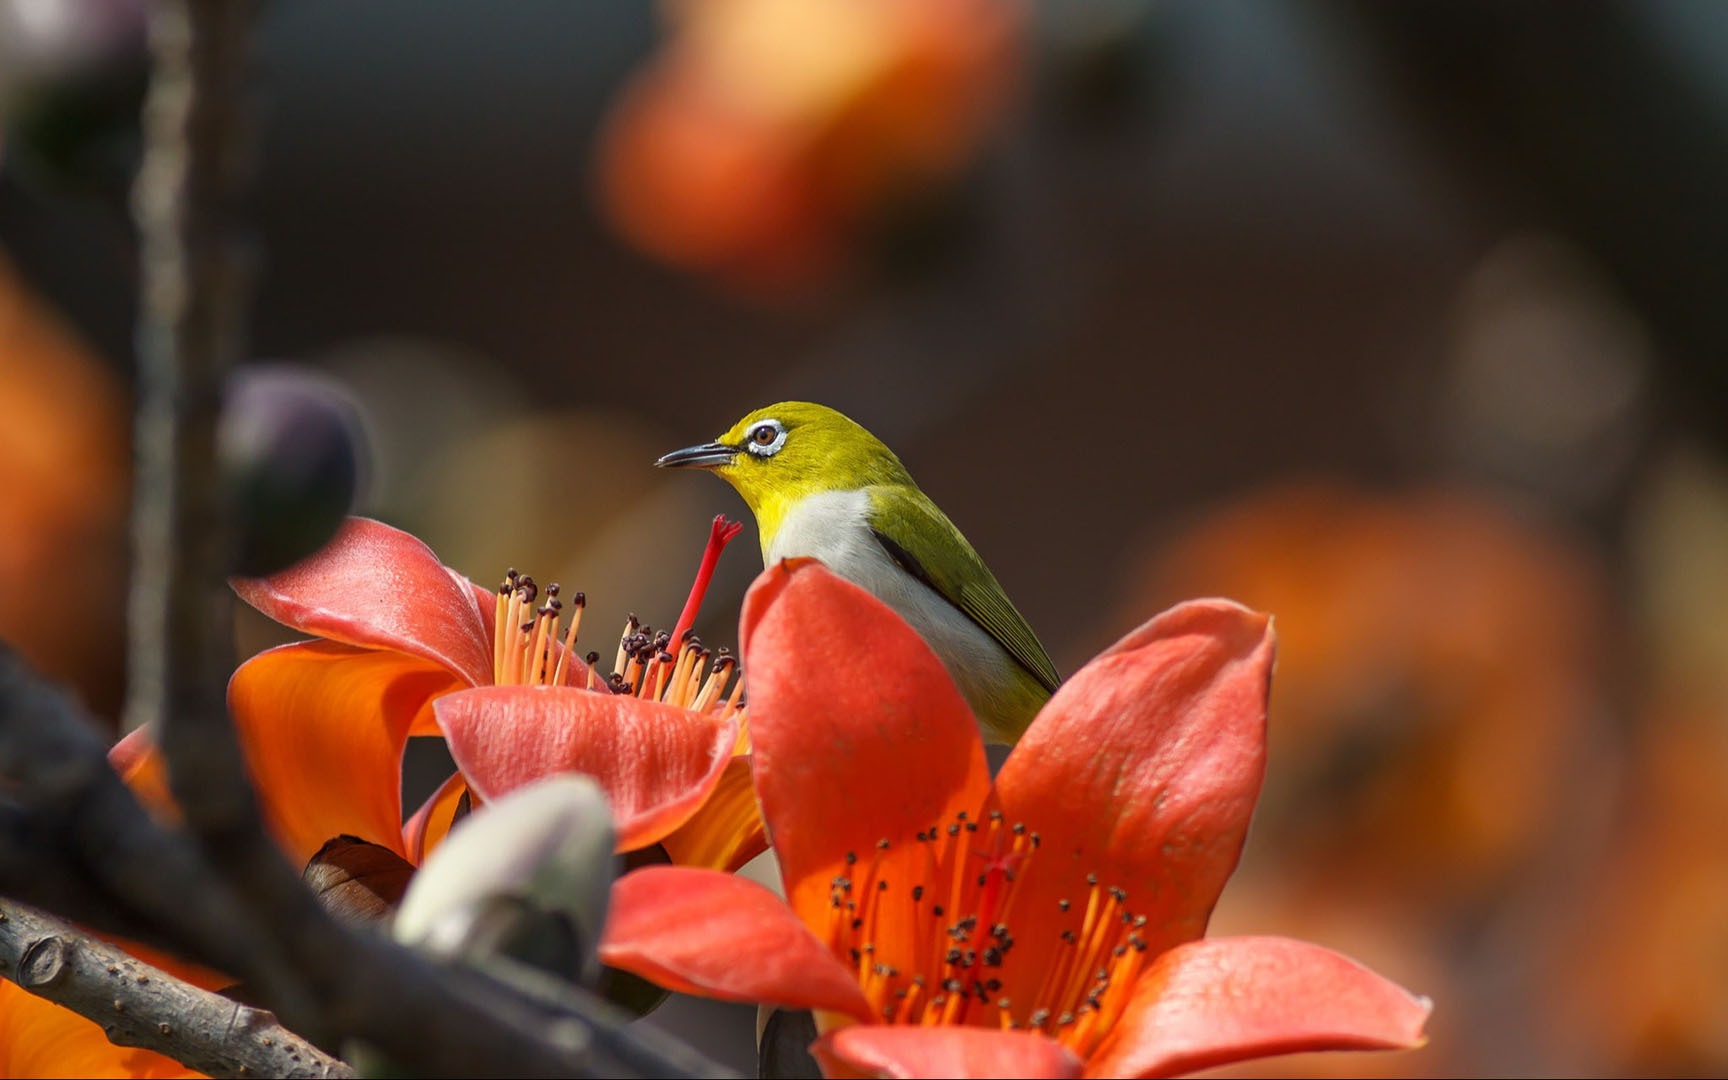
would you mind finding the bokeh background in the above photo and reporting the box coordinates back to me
[5,1,1728,1075]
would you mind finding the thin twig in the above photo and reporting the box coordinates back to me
[0,900,351,1079]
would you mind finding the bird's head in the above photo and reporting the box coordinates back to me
[655,401,911,528]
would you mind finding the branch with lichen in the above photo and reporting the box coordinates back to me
[0,901,349,1080]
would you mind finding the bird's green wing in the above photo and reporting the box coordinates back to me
[867,486,1061,695]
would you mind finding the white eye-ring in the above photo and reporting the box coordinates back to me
[744,418,787,457]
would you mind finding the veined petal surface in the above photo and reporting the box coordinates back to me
[1085,936,1432,1078]
[232,517,492,687]
[228,640,461,866]
[993,598,1274,1003]
[436,685,737,852]
[601,866,872,1019]
[814,1023,1083,1080]
[741,560,991,935]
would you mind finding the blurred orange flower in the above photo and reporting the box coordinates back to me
[0,251,130,718]
[597,0,1022,291]
[1120,480,1614,1076]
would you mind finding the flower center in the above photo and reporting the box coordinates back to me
[825,811,1150,1057]
[488,516,748,726]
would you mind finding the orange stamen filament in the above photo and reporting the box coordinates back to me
[827,814,1145,1057]
[483,521,747,723]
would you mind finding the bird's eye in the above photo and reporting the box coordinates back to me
[743,418,787,457]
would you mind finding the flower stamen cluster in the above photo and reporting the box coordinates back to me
[826,810,1150,1057]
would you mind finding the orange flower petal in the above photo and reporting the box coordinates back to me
[231,517,492,688]
[657,754,769,873]
[741,559,990,933]
[600,866,872,1020]
[0,982,203,1078]
[994,599,1274,994]
[402,770,473,866]
[228,640,464,868]
[1084,936,1432,1079]
[814,1024,1082,1080]
[109,726,174,819]
[435,685,737,853]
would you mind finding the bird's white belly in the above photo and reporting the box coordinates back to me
[765,489,1016,710]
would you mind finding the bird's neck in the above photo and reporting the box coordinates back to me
[756,485,878,565]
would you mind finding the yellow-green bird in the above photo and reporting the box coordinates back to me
[655,401,1059,744]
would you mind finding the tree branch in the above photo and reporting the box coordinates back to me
[0,900,350,1079]
[0,2,744,1073]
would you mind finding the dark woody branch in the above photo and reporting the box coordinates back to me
[0,900,350,1080]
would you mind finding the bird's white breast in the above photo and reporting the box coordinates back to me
[765,489,1018,711]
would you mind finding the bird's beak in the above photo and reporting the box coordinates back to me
[654,441,739,470]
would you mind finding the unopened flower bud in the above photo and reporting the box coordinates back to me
[393,775,617,987]
[222,365,368,576]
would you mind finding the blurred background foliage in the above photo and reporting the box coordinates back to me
[3,0,1728,1074]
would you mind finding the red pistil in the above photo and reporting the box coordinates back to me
[669,515,745,654]
[487,516,746,725]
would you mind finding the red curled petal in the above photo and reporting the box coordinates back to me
[741,559,990,934]
[814,1024,1083,1080]
[402,770,474,866]
[228,640,460,867]
[1085,936,1432,1079]
[995,599,1275,978]
[232,517,493,688]
[436,685,736,853]
[601,866,872,1020]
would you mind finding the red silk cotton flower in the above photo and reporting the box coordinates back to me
[600,559,1431,1078]
[114,515,764,876]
